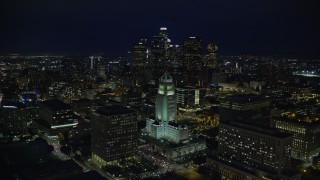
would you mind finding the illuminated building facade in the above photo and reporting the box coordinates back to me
[211,71,227,85]
[57,85,83,103]
[89,55,101,71]
[21,92,37,107]
[206,43,218,68]
[21,92,38,123]
[48,81,67,98]
[176,86,206,110]
[144,73,206,161]
[91,105,138,166]
[88,55,104,80]
[168,45,182,65]
[97,64,106,78]
[156,73,177,123]
[208,121,300,180]
[147,27,171,80]
[150,35,166,66]
[1,102,28,135]
[271,117,320,162]
[220,94,271,126]
[146,73,188,143]
[183,36,202,70]
[150,27,170,66]
[131,38,148,73]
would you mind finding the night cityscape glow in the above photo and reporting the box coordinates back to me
[1,0,320,179]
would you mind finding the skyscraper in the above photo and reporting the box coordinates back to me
[91,105,138,166]
[150,36,166,69]
[97,64,106,78]
[167,45,182,65]
[159,27,169,38]
[88,55,102,79]
[131,38,148,74]
[89,55,101,71]
[149,27,171,79]
[206,43,218,68]
[183,37,202,71]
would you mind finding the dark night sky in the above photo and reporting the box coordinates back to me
[0,0,319,56]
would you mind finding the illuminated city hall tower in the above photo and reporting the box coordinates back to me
[144,72,206,161]
[156,72,177,124]
[145,72,188,143]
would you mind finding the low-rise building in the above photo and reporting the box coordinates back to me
[271,116,320,162]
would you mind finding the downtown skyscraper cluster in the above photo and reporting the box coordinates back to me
[131,27,219,86]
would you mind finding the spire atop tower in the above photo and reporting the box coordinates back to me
[160,72,173,83]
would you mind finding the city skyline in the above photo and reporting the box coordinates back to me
[1,53,320,179]
[1,0,320,56]
[1,1,320,179]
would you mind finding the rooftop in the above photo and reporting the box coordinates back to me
[176,86,205,90]
[40,99,72,111]
[208,154,300,177]
[96,105,136,116]
[160,72,173,83]
[222,94,269,104]
[273,116,320,126]
[73,98,91,103]
[1,101,26,108]
[223,121,292,139]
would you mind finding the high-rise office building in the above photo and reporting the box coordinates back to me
[97,64,106,78]
[159,27,169,38]
[88,55,103,80]
[207,121,299,180]
[131,38,148,73]
[150,27,170,65]
[91,105,138,166]
[220,94,271,126]
[89,55,101,71]
[159,27,170,52]
[168,45,182,65]
[206,43,218,68]
[150,35,166,64]
[183,37,202,70]
[149,27,171,79]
